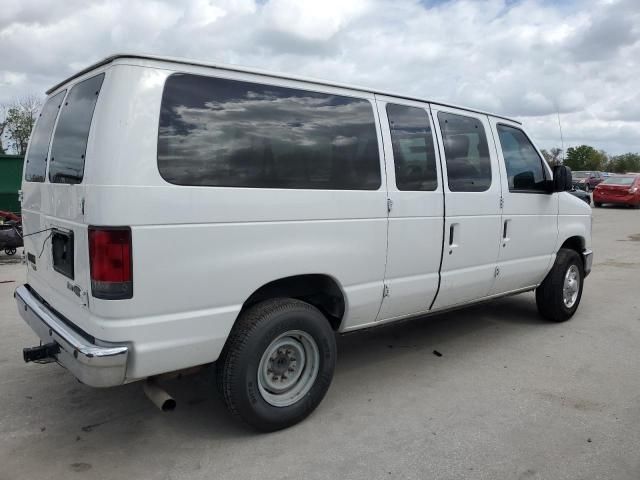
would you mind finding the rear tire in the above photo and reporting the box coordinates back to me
[536,248,584,322]
[594,202,602,208]
[217,298,336,432]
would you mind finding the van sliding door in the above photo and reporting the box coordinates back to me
[430,107,503,309]
[374,95,445,322]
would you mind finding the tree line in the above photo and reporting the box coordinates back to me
[541,146,640,174]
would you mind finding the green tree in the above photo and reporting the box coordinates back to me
[0,95,42,155]
[564,145,607,171]
[609,153,640,173]
[0,104,6,154]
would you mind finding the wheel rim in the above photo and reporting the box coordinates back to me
[257,330,320,407]
[563,264,580,308]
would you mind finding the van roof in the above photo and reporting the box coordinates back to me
[47,53,522,125]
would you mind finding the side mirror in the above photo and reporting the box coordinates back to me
[552,165,572,192]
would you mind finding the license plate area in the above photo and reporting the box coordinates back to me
[52,229,74,279]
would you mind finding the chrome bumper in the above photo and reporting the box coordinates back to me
[15,285,128,387]
[582,249,593,277]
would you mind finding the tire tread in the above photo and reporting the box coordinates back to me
[536,248,583,322]
[216,298,335,431]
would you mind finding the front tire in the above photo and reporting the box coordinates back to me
[217,298,336,432]
[536,248,584,322]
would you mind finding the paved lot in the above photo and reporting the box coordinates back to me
[1,207,639,480]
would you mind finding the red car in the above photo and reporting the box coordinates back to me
[593,175,640,208]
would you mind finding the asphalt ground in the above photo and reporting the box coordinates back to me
[0,205,638,480]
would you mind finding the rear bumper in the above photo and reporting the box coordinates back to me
[582,249,593,277]
[15,285,128,387]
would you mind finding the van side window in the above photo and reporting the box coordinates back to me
[386,104,438,191]
[496,124,547,192]
[158,74,381,190]
[49,74,105,184]
[437,112,491,192]
[24,90,66,182]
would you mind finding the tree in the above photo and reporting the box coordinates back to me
[541,147,563,167]
[609,153,640,173]
[0,104,6,155]
[564,145,607,171]
[0,95,42,155]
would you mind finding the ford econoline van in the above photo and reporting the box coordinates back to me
[16,54,592,431]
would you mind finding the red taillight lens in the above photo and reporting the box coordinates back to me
[88,227,132,299]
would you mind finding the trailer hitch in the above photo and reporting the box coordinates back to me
[23,343,60,364]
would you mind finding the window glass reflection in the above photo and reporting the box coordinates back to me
[438,112,492,192]
[158,74,381,190]
[24,90,66,182]
[49,74,104,184]
[387,103,438,191]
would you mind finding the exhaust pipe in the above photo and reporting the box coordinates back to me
[143,379,176,412]
[23,343,60,363]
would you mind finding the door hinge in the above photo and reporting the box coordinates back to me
[387,198,393,213]
[495,267,500,277]
[499,196,504,209]
[383,284,390,298]
[18,190,24,204]
[81,198,85,215]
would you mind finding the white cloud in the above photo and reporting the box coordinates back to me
[1,0,639,154]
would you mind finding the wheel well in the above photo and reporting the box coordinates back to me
[242,275,346,331]
[560,236,585,255]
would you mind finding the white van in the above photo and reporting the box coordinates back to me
[16,54,592,431]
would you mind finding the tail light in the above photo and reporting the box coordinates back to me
[88,227,133,299]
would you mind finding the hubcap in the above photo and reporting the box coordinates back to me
[257,330,320,407]
[563,264,580,308]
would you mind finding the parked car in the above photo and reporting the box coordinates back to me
[593,175,640,208]
[16,54,592,431]
[572,171,604,192]
[569,188,591,205]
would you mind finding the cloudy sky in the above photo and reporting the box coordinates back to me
[1,0,639,154]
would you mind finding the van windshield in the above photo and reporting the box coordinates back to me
[49,73,104,184]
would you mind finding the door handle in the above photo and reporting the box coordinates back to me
[448,223,459,254]
[502,219,511,246]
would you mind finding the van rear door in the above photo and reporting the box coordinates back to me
[21,72,105,326]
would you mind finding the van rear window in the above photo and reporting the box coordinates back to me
[158,74,381,190]
[49,73,104,184]
[24,90,66,182]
